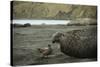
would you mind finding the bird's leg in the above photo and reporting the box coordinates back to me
[47,55,48,58]
[40,54,44,58]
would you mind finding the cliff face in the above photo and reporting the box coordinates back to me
[12,1,97,20]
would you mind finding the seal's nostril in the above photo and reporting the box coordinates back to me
[52,41,55,43]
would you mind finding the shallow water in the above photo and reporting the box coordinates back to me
[12,24,97,66]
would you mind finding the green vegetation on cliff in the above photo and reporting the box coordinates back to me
[12,1,97,20]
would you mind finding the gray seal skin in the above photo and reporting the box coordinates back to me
[52,27,97,58]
